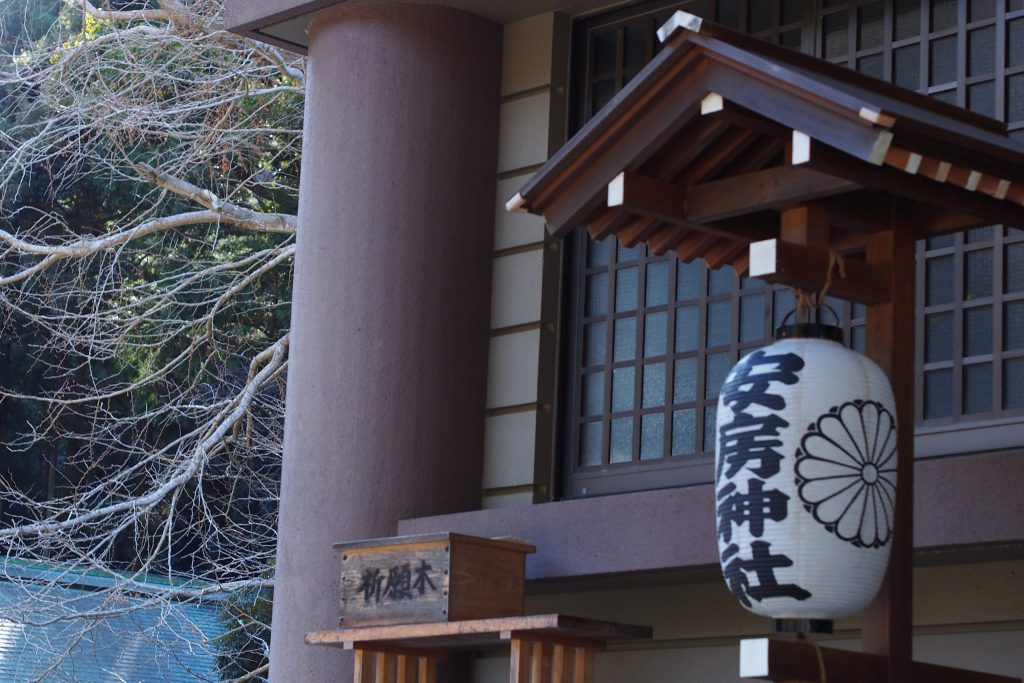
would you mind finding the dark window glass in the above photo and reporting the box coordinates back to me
[964,363,993,413]
[1005,359,1024,409]
[968,26,996,76]
[969,0,996,22]
[930,35,958,85]
[894,45,921,90]
[925,369,954,418]
[926,312,955,362]
[858,2,885,50]
[1005,301,1024,351]
[965,306,994,356]
[931,0,959,31]
[781,0,804,25]
[859,54,885,78]
[894,0,921,40]
[749,2,774,33]
[823,12,849,59]
[1009,20,1024,67]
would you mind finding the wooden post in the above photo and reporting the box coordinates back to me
[354,649,374,683]
[573,647,595,683]
[396,654,415,683]
[511,638,531,683]
[861,208,916,682]
[552,645,569,683]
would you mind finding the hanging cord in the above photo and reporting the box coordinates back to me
[794,250,847,321]
[814,643,829,683]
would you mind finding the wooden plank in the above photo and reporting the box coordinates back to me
[643,115,731,180]
[374,652,392,683]
[647,225,692,254]
[354,649,374,683]
[817,193,892,234]
[531,641,545,683]
[396,655,415,683]
[780,205,830,248]
[535,58,710,235]
[748,239,892,305]
[676,126,759,185]
[511,639,530,683]
[861,215,916,683]
[419,657,437,683]
[738,638,1020,683]
[552,645,568,683]
[704,239,746,269]
[586,208,631,240]
[617,217,661,247]
[704,60,893,165]
[306,614,653,650]
[915,205,992,236]
[730,252,750,277]
[673,231,720,262]
[574,647,595,683]
[686,165,859,223]
[608,171,686,223]
[796,140,1024,231]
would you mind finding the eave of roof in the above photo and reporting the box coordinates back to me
[510,11,1024,276]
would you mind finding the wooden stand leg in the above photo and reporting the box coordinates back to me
[396,655,414,683]
[354,649,374,683]
[418,656,438,683]
[573,647,595,683]
[374,652,395,683]
[531,641,547,683]
[511,638,531,683]
[551,645,570,683]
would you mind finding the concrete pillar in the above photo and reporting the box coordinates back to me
[269,5,501,681]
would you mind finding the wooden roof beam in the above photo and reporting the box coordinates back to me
[607,166,858,229]
[586,208,632,240]
[794,134,1024,233]
[749,238,891,305]
[686,165,860,222]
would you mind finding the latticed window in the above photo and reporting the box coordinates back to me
[561,0,1024,498]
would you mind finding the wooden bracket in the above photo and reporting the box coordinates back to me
[748,238,892,305]
[739,638,1021,683]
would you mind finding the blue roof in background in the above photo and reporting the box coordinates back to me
[0,566,226,683]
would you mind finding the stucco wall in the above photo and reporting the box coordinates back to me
[470,560,1024,681]
[483,12,567,509]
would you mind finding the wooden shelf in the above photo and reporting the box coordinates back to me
[309,614,653,682]
[306,613,653,652]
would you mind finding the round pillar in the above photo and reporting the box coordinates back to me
[269,5,501,681]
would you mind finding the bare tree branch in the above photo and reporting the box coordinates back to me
[0,1,304,679]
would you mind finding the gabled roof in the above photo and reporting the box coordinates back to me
[509,11,1024,274]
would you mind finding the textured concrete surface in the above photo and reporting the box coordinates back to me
[268,4,500,682]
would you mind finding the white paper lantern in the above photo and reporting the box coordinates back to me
[715,324,897,621]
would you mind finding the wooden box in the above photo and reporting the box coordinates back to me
[335,533,535,628]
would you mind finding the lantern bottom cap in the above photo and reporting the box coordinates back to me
[773,618,834,635]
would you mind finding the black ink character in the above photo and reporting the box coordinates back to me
[719,350,804,413]
[722,541,811,608]
[717,412,789,480]
[383,563,414,601]
[717,480,790,544]
[412,559,437,595]
[358,567,384,604]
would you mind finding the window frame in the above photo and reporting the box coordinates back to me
[558,0,1024,500]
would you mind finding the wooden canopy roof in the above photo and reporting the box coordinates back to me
[507,10,1024,278]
